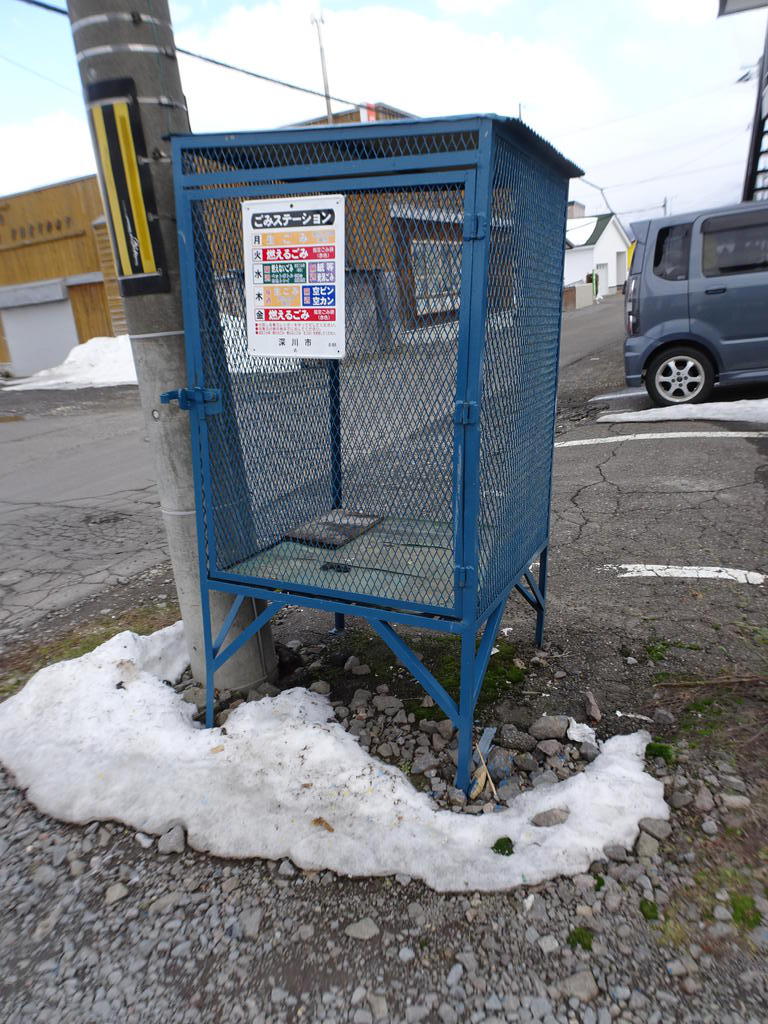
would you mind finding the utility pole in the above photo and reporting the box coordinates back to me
[66,0,277,693]
[311,12,334,125]
[663,196,668,216]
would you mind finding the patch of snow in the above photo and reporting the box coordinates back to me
[598,397,768,426]
[603,563,765,586]
[0,624,667,892]
[5,336,136,390]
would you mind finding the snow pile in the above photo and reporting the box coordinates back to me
[6,335,136,390]
[599,397,768,426]
[0,624,667,892]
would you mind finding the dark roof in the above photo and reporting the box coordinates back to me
[583,213,612,246]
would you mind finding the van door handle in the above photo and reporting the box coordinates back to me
[705,287,727,294]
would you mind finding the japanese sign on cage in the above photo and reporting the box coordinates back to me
[242,194,345,359]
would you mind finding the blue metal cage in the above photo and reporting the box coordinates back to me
[169,114,581,790]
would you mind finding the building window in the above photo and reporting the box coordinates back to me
[410,237,462,317]
[702,211,768,277]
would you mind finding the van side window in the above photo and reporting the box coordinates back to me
[701,212,768,277]
[653,224,691,281]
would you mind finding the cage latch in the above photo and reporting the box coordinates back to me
[463,213,487,241]
[160,387,222,415]
[453,400,479,425]
[454,565,476,589]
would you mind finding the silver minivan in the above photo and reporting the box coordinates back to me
[624,202,768,404]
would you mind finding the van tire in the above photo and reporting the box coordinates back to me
[645,346,715,406]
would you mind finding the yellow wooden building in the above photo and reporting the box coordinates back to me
[0,175,127,377]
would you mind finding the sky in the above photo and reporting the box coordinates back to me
[0,0,766,225]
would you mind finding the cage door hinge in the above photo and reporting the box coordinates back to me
[454,565,476,589]
[454,400,479,425]
[463,213,487,241]
[160,387,222,415]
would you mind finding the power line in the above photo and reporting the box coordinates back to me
[0,51,78,94]
[602,159,745,190]
[12,0,365,109]
[587,126,746,171]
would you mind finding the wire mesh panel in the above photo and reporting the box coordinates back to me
[475,133,568,617]
[188,179,470,613]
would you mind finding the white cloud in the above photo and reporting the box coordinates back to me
[0,111,95,196]
[435,0,515,14]
[642,0,718,23]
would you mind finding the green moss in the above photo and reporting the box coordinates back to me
[671,641,702,651]
[567,927,593,951]
[639,898,659,921]
[730,892,761,929]
[491,836,515,856]
[645,741,676,765]
[594,875,605,892]
[645,641,669,663]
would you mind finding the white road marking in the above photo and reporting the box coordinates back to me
[602,564,765,586]
[555,431,768,449]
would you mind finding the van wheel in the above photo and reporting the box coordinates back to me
[645,347,714,406]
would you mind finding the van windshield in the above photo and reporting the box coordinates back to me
[653,224,691,281]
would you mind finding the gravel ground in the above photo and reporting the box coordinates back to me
[1,639,767,1024]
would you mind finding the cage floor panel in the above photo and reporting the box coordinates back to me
[228,517,455,609]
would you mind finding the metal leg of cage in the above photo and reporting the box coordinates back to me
[202,589,283,728]
[514,548,548,651]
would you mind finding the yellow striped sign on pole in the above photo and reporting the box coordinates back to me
[86,79,169,295]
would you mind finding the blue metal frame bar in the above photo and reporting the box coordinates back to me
[205,578,465,634]
[180,150,480,188]
[471,596,508,709]
[212,593,244,655]
[368,620,460,725]
[211,568,455,619]
[173,115,486,157]
[182,169,471,205]
[213,600,281,671]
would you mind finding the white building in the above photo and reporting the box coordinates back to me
[563,202,631,298]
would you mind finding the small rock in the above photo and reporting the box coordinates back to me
[604,845,628,863]
[157,825,185,855]
[345,916,379,940]
[580,742,599,763]
[298,923,314,940]
[486,746,515,782]
[669,791,693,810]
[701,818,718,837]
[514,752,539,772]
[436,719,455,740]
[694,783,715,812]
[367,993,388,1021]
[411,750,439,775]
[531,807,569,828]
[636,833,660,858]
[653,708,675,726]
[495,703,535,729]
[344,656,361,671]
[537,739,562,757]
[240,907,263,939]
[309,680,331,694]
[626,656,638,666]
[721,793,751,811]
[32,865,57,886]
[446,963,464,987]
[351,664,371,676]
[398,946,416,963]
[104,882,128,906]
[639,818,672,841]
[349,689,371,710]
[584,690,602,722]
[538,934,559,954]
[148,892,181,914]
[437,1003,458,1024]
[558,969,599,1002]
[182,686,206,708]
[135,832,154,850]
[529,715,570,740]
[278,859,296,877]
[497,725,537,752]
